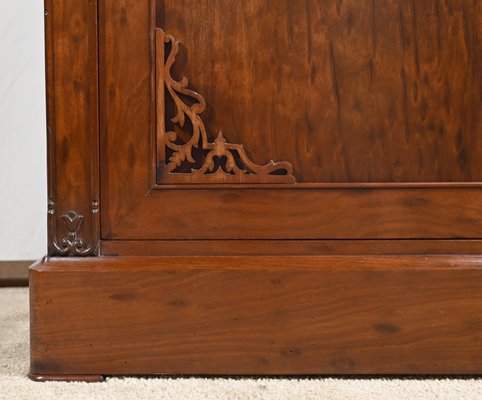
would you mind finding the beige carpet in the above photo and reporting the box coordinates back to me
[2,288,482,400]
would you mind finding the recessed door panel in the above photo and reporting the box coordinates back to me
[100,0,482,240]
[156,0,482,183]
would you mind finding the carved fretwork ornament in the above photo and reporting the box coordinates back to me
[156,29,296,184]
[48,200,99,256]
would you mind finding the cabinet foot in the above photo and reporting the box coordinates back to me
[28,372,105,382]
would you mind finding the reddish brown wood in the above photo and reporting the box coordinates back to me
[100,0,482,241]
[30,256,482,376]
[100,239,482,256]
[0,261,32,287]
[99,0,155,226]
[37,0,482,380]
[28,373,104,383]
[156,28,295,184]
[45,0,100,255]
[157,0,482,183]
[103,187,482,239]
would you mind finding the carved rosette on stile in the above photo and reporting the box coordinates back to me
[155,29,296,184]
[48,200,99,256]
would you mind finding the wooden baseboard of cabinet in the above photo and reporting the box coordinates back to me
[0,260,33,287]
[29,255,482,379]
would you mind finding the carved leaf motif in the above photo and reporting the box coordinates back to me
[156,29,296,184]
[49,202,98,257]
[62,211,84,233]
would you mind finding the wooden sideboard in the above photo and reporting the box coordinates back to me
[30,0,482,381]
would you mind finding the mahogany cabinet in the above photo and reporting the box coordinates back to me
[30,0,482,380]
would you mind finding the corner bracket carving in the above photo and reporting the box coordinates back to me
[156,28,296,184]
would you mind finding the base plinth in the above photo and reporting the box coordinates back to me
[30,255,482,378]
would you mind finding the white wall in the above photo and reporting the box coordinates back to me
[0,2,47,260]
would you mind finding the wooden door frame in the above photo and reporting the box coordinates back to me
[99,0,482,243]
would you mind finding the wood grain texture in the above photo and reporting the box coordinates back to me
[100,0,482,241]
[46,0,100,255]
[100,239,482,256]
[38,0,482,380]
[156,29,295,184]
[30,256,482,376]
[103,187,482,239]
[99,0,155,225]
[157,0,482,183]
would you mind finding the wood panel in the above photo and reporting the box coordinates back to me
[103,187,482,239]
[100,0,482,240]
[100,239,482,256]
[155,28,296,184]
[157,0,482,183]
[46,0,100,255]
[30,256,482,376]
[99,0,155,224]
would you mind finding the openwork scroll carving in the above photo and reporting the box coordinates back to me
[156,29,296,184]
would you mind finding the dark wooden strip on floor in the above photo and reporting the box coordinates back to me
[0,260,33,287]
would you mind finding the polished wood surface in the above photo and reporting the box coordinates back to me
[37,0,482,380]
[158,0,482,183]
[100,0,482,241]
[103,187,482,239]
[0,261,32,287]
[99,0,154,233]
[31,256,482,376]
[100,239,482,256]
[28,373,104,383]
[46,0,99,256]
[156,28,295,184]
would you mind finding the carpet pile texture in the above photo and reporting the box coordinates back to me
[2,287,482,399]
